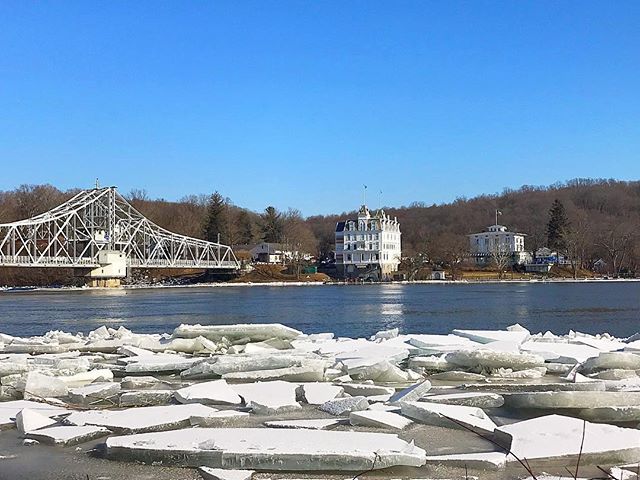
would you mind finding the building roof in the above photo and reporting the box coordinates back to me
[468,225,527,236]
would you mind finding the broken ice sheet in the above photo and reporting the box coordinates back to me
[106,428,427,470]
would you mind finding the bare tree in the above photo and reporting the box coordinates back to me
[596,222,638,276]
[431,232,467,280]
[489,241,513,279]
[281,209,317,278]
[564,213,591,279]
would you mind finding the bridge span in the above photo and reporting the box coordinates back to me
[0,186,240,285]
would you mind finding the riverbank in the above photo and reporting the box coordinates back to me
[2,275,639,294]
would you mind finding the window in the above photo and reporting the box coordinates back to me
[347,254,352,261]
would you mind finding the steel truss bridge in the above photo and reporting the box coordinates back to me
[0,187,240,271]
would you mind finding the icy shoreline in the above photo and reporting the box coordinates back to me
[2,322,640,479]
[2,276,639,294]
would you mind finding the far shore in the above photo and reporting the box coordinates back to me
[1,276,639,293]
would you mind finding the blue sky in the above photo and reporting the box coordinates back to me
[1,1,638,215]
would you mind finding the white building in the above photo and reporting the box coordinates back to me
[335,205,401,280]
[468,224,529,265]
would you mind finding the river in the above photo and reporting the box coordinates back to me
[1,281,639,338]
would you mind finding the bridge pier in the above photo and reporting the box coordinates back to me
[87,250,127,288]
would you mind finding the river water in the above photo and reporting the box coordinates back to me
[1,281,639,338]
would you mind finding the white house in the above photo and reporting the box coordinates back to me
[335,204,401,280]
[468,224,529,265]
[246,242,311,264]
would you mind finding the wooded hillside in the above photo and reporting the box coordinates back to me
[1,178,639,276]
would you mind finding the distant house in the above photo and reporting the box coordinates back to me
[467,225,530,265]
[232,242,311,264]
[335,204,401,281]
[524,247,570,273]
[468,224,529,266]
[430,270,446,280]
[593,258,608,273]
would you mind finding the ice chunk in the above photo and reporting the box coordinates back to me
[610,465,640,480]
[344,359,411,382]
[570,336,627,352]
[119,390,173,407]
[172,324,302,343]
[122,353,202,374]
[182,353,318,379]
[349,410,412,430]
[222,362,325,383]
[408,355,455,372]
[106,428,427,470]
[189,411,250,427]
[59,369,114,387]
[301,383,344,405]
[445,349,544,371]
[423,451,506,469]
[232,380,300,415]
[68,382,121,405]
[199,467,254,480]
[118,345,156,357]
[264,418,345,430]
[25,425,110,446]
[421,392,504,408]
[405,335,482,356]
[458,381,606,393]
[495,415,640,464]
[175,379,242,405]
[340,384,395,397]
[65,403,220,433]
[370,328,399,341]
[490,367,547,379]
[319,396,369,416]
[0,400,71,430]
[578,406,640,423]
[400,401,497,434]
[336,344,410,365]
[504,391,640,409]
[583,352,640,372]
[452,328,530,345]
[15,408,57,433]
[429,371,486,381]
[389,379,431,404]
[589,369,639,380]
[120,375,165,389]
[23,372,68,399]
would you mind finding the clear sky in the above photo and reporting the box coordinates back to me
[1,1,638,215]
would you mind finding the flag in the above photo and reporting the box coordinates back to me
[497,210,502,215]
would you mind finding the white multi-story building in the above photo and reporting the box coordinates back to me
[335,205,401,280]
[468,224,529,265]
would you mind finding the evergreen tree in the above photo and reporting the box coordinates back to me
[260,206,283,243]
[547,199,569,252]
[202,192,229,243]
[236,210,254,244]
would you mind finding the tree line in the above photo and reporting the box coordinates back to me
[0,178,639,276]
